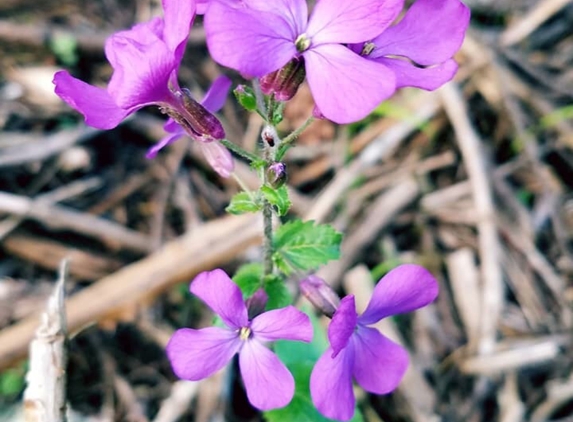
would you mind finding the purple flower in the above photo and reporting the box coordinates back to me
[308,264,439,421]
[53,0,233,177]
[354,0,470,91]
[167,269,313,410]
[204,0,404,123]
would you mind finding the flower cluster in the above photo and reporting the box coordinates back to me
[54,0,469,149]
[169,265,438,420]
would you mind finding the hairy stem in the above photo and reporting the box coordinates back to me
[276,115,315,160]
[220,139,260,163]
[262,199,273,277]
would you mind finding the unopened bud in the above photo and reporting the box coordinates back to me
[170,88,225,142]
[233,84,257,111]
[299,275,340,318]
[266,162,287,188]
[246,289,268,319]
[260,57,306,102]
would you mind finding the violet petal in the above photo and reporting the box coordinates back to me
[370,0,470,65]
[376,58,459,90]
[204,1,297,77]
[359,264,439,325]
[106,25,175,109]
[199,141,235,178]
[307,0,404,45]
[304,44,396,123]
[251,306,313,343]
[146,131,184,159]
[328,295,357,358]
[351,326,409,394]
[52,70,131,129]
[190,269,248,328]
[201,75,232,113]
[161,0,196,60]
[166,327,241,380]
[310,345,356,421]
[239,340,295,410]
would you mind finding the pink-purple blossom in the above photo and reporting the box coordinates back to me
[354,0,470,91]
[204,0,469,124]
[53,0,234,177]
[166,269,313,410]
[308,264,439,421]
[204,0,403,124]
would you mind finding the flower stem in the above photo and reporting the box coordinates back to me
[262,199,273,277]
[276,115,315,160]
[220,139,260,163]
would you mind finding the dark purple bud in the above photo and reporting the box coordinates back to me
[169,88,225,142]
[266,162,287,188]
[246,288,268,319]
[300,275,340,318]
[260,57,306,102]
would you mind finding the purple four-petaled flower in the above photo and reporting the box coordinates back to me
[167,269,313,410]
[308,264,439,421]
[53,0,234,177]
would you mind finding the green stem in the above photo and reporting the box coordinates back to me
[262,199,274,277]
[220,139,260,163]
[276,115,315,160]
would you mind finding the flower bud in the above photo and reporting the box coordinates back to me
[299,275,340,318]
[233,84,257,112]
[266,162,287,188]
[260,57,306,102]
[170,88,225,142]
[246,288,268,319]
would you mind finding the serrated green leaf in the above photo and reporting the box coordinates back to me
[233,263,263,297]
[226,192,262,215]
[264,275,292,310]
[272,220,342,275]
[261,185,291,216]
[264,362,364,422]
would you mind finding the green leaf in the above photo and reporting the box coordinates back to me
[273,220,342,275]
[233,263,263,297]
[261,185,291,216]
[264,275,292,310]
[264,362,364,422]
[226,192,262,215]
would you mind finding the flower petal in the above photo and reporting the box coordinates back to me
[310,345,356,421]
[190,269,248,328]
[328,295,357,358]
[205,1,297,77]
[105,21,175,109]
[162,0,195,59]
[251,306,312,342]
[239,340,295,410]
[370,0,470,65]
[307,0,404,45]
[199,141,234,178]
[376,58,458,90]
[351,326,409,394]
[359,264,439,325]
[245,0,308,35]
[304,44,396,124]
[201,75,232,113]
[53,70,131,129]
[146,131,184,159]
[166,327,241,380]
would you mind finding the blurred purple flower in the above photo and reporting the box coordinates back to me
[167,269,313,410]
[353,0,471,91]
[309,264,439,421]
[53,0,234,177]
[204,0,403,124]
